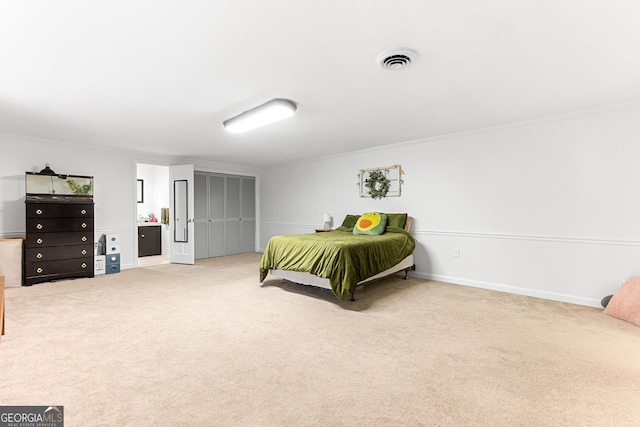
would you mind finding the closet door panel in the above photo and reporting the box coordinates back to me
[226,177,240,218]
[194,173,207,219]
[240,220,255,252]
[225,176,241,254]
[194,173,208,259]
[209,175,225,219]
[226,220,241,255]
[240,177,256,253]
[194,222,208,259]
[208,221,225,257]
[207,175,226,257]
[242,178,255,219]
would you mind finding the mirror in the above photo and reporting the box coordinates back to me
[174,179,188,242]
[137,179,144,203]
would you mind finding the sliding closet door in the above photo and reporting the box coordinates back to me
[225,176,242,255]
[225,176,256,255]
[208,174,226,257]
[240,177,256,252]
[194,172,209,260]
[192,172,255,258]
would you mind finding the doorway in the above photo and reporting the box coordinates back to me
[136,163,170,266]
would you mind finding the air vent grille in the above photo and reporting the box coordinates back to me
[376,48,418,71]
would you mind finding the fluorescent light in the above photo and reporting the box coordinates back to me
[223,98,297,133]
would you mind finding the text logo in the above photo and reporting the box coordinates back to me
[0,406,64,427]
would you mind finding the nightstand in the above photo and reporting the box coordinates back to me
[315,228,331,233]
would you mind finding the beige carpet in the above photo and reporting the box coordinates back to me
[1,253,640,426]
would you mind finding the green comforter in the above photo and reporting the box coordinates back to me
[259,226,415,300]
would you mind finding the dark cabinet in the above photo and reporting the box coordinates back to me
[138,225,161,257]
[24,199,94,285]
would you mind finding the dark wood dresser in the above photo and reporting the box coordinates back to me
[24,196,95,285]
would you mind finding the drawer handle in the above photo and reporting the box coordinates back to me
[81,249,87,255]
[36,209,43,215]
[81,223,87,228]
[81,263,87,269]
[36,238,43,244]
[36,267,43,274]
[36,223,43,230]
[81,209,87,215]
[141,234,145,238]
[82,236,87,242]
[37,253,43,259]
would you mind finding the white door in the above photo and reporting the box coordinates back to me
[169,164,194,264]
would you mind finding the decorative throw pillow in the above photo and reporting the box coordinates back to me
[604,277,640,327]
[385,213,408,230]
[340,214,360,229]
[353,212,387,236]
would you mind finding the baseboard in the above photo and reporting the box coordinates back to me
[410,271,602,308]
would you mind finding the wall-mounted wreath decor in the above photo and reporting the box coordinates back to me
[365,170,390,199]
[358,165,404,199]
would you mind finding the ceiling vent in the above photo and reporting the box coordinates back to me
[376,48,418,70]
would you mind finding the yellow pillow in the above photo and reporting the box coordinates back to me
[353,212,387,235]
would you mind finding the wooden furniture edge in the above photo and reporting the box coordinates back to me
[405,216,413,232]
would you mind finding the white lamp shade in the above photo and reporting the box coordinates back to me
[323,213,332,222]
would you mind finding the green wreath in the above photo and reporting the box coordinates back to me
[364,170,391,199]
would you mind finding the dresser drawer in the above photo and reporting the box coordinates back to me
[25,244,94,263]
[26,218,93,233]
[106,253,120,274]
[26,203,93,219]
[25,257,94,278]
[25,231,93,248]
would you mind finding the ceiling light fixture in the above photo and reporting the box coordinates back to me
[223,98,297,134]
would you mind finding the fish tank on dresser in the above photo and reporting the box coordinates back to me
[25,169,93,201]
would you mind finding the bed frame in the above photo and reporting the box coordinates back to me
[268,216,415,301]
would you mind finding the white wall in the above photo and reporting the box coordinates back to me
[259,104,640,307]
[0,134,259,270]
[136,163,164,222]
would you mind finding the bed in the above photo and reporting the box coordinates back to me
[259,213,415,301]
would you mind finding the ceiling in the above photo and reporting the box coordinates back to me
[1,1,639,167]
